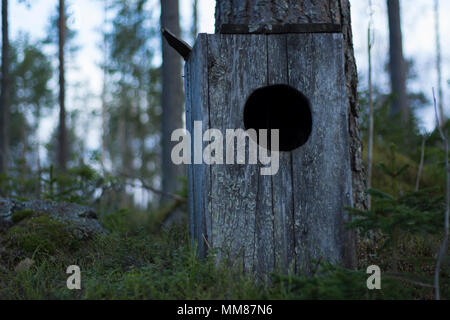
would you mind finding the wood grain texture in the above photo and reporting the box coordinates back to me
[219,23,341,34]
[185,34,210,257]
[287,33,353,273]
[186,33,352,275]
[267,35,296,274]
[207,34,266,272]
[215,1,341,31]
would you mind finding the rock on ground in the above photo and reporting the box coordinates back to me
[0,198,108,239]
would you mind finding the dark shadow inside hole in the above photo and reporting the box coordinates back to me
[243,84,312,152]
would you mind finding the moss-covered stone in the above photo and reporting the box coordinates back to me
[1,199,108,239]
[11,209,34,224]
[7,215,82,255]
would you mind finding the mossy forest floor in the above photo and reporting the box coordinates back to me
[0,207,445,300]
[0,126,448,300]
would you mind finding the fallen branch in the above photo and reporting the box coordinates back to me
[119,173,187,203]
[385,273,434,289]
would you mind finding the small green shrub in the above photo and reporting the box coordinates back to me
[101,209,135,234]
[346,143,448,299]
[11,209,34,223]
[271,263,414,300]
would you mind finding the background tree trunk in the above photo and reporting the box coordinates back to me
[160,0,184,203]
[192,0,198,41]
[0,0,9,174]
[101,0,108,172]
[367,0,375,209]
[58,0,67,170]
[387,0,409,121]
[434,0,444,126]
[215,0,366,268]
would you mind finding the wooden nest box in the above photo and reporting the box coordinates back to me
[175,24,353,276]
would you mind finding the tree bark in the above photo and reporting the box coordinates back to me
[387,0,409,121]
[160,0,184,203]
[58,0,67,170]
[0,0,9,174]
[215,0,366,269]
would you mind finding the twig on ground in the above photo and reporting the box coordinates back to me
[415,135,427,191]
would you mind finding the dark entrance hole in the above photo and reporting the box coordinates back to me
[243,84,312,152]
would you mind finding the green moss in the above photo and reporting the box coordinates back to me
[11,209,35,223]
[7,215,82,255]
[1,222,447,300]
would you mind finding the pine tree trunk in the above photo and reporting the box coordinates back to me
[0,0,9,174]
[215,0,366,268]
[387,0,409,121]
[160,0,184,203]
[58,0,67,170]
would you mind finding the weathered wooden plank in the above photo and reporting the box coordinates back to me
[255,147,274,276]
[267,34,296,274]
[255,170,274,277]
[184,45,194,242]
[287,33,353,274]
[207,34,267,272]
[186,34,210,257]
[250,36,276,277]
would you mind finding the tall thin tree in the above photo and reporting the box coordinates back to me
[160,0,184,203]
[0,0,9,174]
[434,0,445,127]
[101,0,108,172]
[192,0,198,41]
[433,90,449,300]
[58,0,67,170]
[367,0,375,209]
[387,0,409,121]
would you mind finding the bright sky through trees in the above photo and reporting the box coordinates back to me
[9,0,449,151]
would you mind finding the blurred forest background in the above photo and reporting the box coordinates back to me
[0,0,448,300]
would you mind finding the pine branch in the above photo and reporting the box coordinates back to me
[385,273,435,288]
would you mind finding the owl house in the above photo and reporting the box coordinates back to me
[169,24,353,275]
